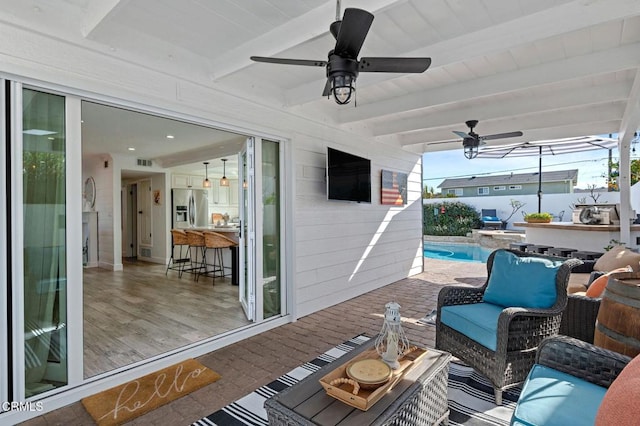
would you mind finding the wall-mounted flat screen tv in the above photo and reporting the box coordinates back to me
[327,147,371,203]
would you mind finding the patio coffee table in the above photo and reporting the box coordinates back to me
[264,338,450,426]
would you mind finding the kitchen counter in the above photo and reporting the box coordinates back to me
[188,226,239,243]
[182,226,240,284]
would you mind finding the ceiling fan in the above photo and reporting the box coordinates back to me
[250,1,431,105]
[454,120,523,159]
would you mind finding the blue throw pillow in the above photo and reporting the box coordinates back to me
[482,216,501,222]
[483,250,562,308]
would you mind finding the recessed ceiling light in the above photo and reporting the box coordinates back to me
[23,129,57,136]
[166,134,175,139]
[128,147,136,151]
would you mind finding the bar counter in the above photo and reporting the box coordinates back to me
[514,222,640,252]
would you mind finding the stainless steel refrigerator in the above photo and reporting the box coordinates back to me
[172,188,209,228]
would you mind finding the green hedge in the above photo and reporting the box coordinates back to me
[423,201,482,236]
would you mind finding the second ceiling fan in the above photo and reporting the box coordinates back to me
[250,1,431,105]
[454,120,523,159]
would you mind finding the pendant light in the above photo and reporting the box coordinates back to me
[220,158,229,187]
[202,162,211,188]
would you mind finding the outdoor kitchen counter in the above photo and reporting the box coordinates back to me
[514,222,640,252]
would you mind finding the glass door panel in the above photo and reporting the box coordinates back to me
[262,140,281,319]
[239,138,255,321]
[21,88,68,397]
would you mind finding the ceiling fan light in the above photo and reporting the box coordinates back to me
[331,74,355,104]
[464,144,478,160]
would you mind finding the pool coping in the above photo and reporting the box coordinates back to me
[424,229,525,250]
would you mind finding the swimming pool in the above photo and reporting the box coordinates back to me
[423,242,492,263]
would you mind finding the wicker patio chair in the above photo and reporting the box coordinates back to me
[510,335,632,425]
[559,293,601,343]
[435,248,581,405]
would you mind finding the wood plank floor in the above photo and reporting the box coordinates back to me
[83,259,250,378]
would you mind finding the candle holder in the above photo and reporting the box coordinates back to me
[375,301,410,369]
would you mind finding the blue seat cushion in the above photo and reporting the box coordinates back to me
[483,250,562,309]
[440,302,503,351]
[511,364,607,426]
[482,216,501,222]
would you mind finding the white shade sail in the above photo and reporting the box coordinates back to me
[476,136,618,158]
[476,135,619,213]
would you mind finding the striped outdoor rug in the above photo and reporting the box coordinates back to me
[192,335,519,426]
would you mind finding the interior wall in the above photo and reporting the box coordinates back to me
[82,154,116,269]
[2,25,424,318]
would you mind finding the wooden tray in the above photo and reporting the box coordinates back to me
[319,346,428,411]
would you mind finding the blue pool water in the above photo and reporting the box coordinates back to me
[423,242,491,263]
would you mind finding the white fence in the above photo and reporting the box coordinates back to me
[424,185,640,230]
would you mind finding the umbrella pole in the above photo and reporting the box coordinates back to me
[537,146,542,213]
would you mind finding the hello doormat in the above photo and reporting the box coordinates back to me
[82,359,221,426]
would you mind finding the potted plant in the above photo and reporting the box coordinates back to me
[524,212,553,223]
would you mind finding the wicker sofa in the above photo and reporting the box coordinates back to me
[436,248,581,405]
[511,335,631,425]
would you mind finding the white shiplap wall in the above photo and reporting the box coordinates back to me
[294,133,423,317]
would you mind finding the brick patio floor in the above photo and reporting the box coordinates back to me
[20,259,487,426]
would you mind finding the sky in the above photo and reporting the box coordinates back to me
[422,146,637,192]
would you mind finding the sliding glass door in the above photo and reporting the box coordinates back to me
[7,83,82,403]
[21,88,69,397]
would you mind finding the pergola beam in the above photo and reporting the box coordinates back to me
[373,80,632,137]
[285,0,640,107]
[338,43,640,124]
[81,0,130,38]
[208,0,405,81]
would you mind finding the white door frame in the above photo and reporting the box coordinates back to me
[239,138,256,321]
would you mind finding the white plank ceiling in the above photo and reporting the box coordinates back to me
[2,0,640,157]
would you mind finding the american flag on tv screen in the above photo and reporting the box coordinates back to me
[381,170,407,205]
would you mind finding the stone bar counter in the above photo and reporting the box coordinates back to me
[514,222,640,253]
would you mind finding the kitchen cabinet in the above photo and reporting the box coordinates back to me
[171,173,206,189]
[210,179,238,206]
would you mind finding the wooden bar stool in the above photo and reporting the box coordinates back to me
[185,230,206,278]
[200,231,238,285]
[165,229,190,277]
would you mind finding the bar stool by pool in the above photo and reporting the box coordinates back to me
[571,251,604,260]
[525,244,553,254]
[165,229,190,277]
[509,242,535,252]
[185,230,206,278]
[200,231,238,285]
[547,247,578,257]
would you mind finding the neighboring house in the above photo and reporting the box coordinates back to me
[438,170,579,197]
